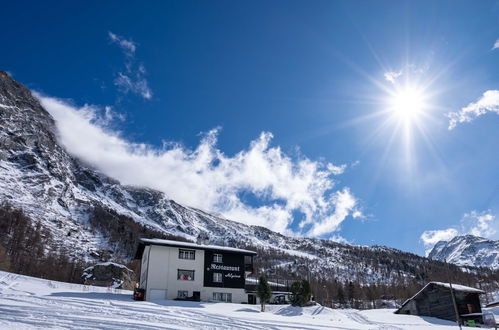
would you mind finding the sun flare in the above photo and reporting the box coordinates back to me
[388,86,427,122]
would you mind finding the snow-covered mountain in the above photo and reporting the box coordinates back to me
[428,235,499,269]
[0,71,494,286]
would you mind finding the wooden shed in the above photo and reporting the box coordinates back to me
[395,282,485,323]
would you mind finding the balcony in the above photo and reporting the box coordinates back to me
[244,277,297,293]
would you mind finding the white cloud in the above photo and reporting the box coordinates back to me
[447,90,499,130]
[114,72,152,100]
[108,31,152,100]
[36,94,360,237]
[108,31,136,56]
[464,210,497,238]
[327,163,346,175]
[420,228,459,248]
[420,210,498,253]
[384,71,402,84]
[383,62,432,86]
[103,106,125,123]
[493,39,499,50]
[330,234,350,244]
[352,210,363,218]
[306,188,358,236]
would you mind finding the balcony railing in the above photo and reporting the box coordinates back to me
[245,277,297,293]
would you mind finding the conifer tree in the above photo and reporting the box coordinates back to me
[290,280,312,307]
[257,276,272,312]
[0,244,10,271]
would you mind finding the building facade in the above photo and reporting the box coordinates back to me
[136,238,256,303]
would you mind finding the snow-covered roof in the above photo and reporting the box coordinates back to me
[140,238,257,255]
[430,282,484,294]
[460,313,483,317]
[485,300,499,307]
[83,262,132,273]
[245,277,287,287]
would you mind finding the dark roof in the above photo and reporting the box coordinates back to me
[135,238,257,259]
[485,301,499,308]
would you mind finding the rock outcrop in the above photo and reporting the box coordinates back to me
[82,262,135,290]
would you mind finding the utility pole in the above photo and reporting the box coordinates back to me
[323,285,329,308]
[478,279,489,305]
[304,258,310,282]
[446,261,462,329]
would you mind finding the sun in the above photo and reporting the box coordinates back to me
[388,86,427,122]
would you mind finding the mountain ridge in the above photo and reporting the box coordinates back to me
[428,234,499,269]
[1,72,498,292]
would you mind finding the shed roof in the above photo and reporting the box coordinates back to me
[136,238,257,258]
[485,301,499,308]
[430,282,485,294]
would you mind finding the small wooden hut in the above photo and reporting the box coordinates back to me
[395,282,484,323]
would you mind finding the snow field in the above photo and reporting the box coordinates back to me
[0,271,466,329]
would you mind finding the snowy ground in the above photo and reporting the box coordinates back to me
[0,271,474,329]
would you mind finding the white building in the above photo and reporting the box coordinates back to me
[136,238,257,303]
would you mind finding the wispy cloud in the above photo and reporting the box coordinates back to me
[420,210,498,254]
[466,210,497,238]
[420,228,459,249]
[447,90,499,129]
[36,94,361,238]
[384,71,402,84]
[493,39,499,50]
[108,31,136,56]
[108,31,152,100]
[330,234,350,244]
[383,62,432,85]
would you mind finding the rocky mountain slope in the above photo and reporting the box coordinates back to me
[428,235,499,269]
[0,71,497,288]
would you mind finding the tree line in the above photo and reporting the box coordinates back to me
[246,244,499,309]
[0,203,189,283]
[1,201,498,309]
[0,202,86,282]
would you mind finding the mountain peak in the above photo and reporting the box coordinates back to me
[428,234,499,269]
[0,70,31,97]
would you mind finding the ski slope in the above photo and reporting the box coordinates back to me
[0,271,466,329]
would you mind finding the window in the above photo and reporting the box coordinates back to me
[213,292,232,302]
[213,253,223,263]
[213,272,223,283]
[244,255,253,264]
[177,269,195,281]
[177,290,188,299]
[179,249,195,260]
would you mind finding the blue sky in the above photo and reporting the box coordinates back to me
[2,0,499,254]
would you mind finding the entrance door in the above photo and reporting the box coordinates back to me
[248,294,256,305]
[193,291,201,301]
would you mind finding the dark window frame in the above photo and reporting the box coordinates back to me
[179,249,196,260]
[213,292,232,302]
[213,253,223,263]
[177,269,195,281]
[177,290,189,298]
[213,272,223,283]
